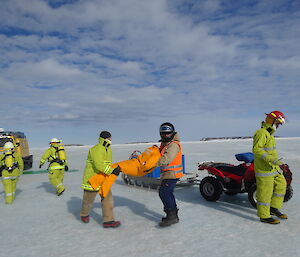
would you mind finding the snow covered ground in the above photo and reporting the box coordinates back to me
[1,138,299,257]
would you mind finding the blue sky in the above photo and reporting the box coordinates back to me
[0,0,299,147]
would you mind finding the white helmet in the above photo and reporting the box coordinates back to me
[50,138,60,144]
[4,142,14,149]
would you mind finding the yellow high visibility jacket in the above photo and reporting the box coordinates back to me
[253,122,282,176]
[40,147,67,171]
[81,137,114,191]
[89,145,161,197]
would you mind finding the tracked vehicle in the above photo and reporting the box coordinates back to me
[0,129,33,170]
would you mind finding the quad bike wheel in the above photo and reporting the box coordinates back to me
[247,185,257,208]
[199,176,223,201]
[248,184,293,209]
[284,184,293,202]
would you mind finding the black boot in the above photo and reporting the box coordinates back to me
[159,208,179,227]
[161,210,167,222]
[161,208,169,222]
[161,208,179,222]
[270,207,288,219]
[260,217,280,224]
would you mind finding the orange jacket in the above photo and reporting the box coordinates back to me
[160,141,183,178]
[89,145,161,198]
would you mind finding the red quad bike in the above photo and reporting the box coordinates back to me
[198,152,293,208]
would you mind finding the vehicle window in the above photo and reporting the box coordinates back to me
[0,138,13,147]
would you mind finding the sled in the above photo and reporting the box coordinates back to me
[122,150,200,190]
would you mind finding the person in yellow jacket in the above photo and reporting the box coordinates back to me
[39,138,68,196]
[157,122,184,227]
[88,145,161,199]
[253,111,288,224]
[80,131,121,228]
[0,142,24,204]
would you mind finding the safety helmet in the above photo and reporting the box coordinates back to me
[265,111,286,125]
[159,122,175,142]
[50,138,60,144]
[159,122,175,134]
[129,150,142,160]
[99,131,112,139]
[3,142,14,149]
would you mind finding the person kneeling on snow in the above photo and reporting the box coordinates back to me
[157,122,183,227]
[80,131,121,228]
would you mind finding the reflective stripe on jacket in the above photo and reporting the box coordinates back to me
[81,137,113,191]
[252,122,282,176]
[1,175,20,180]
[160,140,183,179]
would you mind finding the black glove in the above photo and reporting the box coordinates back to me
[65,165,69,171]
[111,166,121,176]
[39,164,42,169]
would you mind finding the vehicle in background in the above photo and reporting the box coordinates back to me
[0,129,33,170]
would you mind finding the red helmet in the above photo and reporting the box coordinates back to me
[265,111,286,124]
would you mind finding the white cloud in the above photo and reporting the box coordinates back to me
[0,0,299,144]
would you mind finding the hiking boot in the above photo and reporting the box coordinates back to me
[159,208,179,227]
[80,216,90,223]
[260,217,280,224]
[161,209,169,222]
[270,207,288,219]
[103,220,121,228]
[161,208,178,222]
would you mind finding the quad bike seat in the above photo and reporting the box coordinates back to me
[214,164,246,177]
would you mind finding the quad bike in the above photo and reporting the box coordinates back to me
[198,152,293,208]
